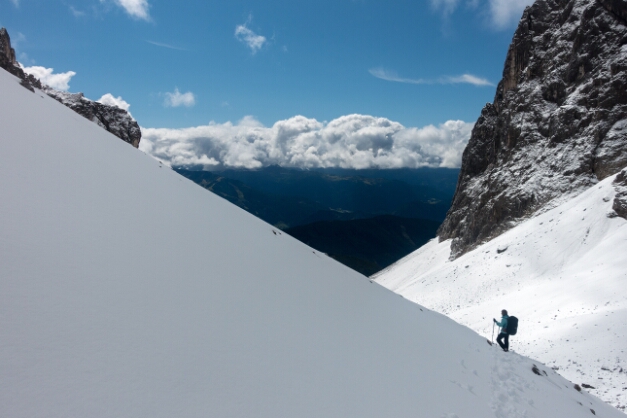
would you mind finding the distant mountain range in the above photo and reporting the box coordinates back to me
[285,215,441,276]
[176,166,458,274]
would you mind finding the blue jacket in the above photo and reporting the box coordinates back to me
[495,315,509,333]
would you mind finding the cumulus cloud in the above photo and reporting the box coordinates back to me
[370,68,493,87]
[163,88,196,108]
[97,93,132,114]
[235,18,267,54]
[432,0,532,29]
[21,65,77,91]
[103,0,150,20]
[140,114,473,170]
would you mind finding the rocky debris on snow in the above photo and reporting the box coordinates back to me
[532,364,543,375]
[612,168,627,219]
[582,383,596,389]
[438,0,627,259]
[0,27,140,148]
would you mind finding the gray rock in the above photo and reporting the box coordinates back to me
[0,28,42,91]
[438,0,627,259]
[612,168,627,219]
[45,89,141,148]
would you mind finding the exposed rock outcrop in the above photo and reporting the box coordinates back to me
[45,90,141,148]
[0,28,42,92]
[438,0,627,258]
[613,168,627,218]
[0,27,140,148]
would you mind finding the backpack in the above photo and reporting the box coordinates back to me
[507,316,518,335]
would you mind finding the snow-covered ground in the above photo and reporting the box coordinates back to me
[374,169,627,411]
[1,68,623,418]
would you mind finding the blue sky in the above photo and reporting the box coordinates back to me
[1,0,533,169]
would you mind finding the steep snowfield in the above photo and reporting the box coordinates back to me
[0,68,622,418]
[375,172,627,411]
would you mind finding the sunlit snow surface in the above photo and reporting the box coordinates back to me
[0,68,623,418]
[375,167,627,411]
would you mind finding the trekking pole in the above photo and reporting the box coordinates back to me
[491,321,495,345]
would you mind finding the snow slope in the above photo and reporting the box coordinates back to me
[0,69,622,418]
[374,172,627,411]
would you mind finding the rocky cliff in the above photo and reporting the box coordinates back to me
[44,89,141,148]
[0,28,140,148]
[438,0,627,258]
[0,28,42,91]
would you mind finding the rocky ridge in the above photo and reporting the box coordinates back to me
[438,0,627,258]
[0,28,140,148]
[44,89,141,148]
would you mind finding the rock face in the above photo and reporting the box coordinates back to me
[45,90,141,148]
[438,0,627,258]
[613,168,627,218]
[0,27,140,148]
[0,28,42,92]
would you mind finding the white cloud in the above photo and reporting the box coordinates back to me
[21,65,77,91]
[97,93,132,114]
[369,68,429,84]
[69,6,86,17]
[488,0,534,29]
[431,0,460,16]
[235,18,267,54]
[146,40,186,51]
[164,88,195,108]
[103,0,150,20]
[10,0,19,7]
[369,68,493,87]
[445,74,494,86]
[140,114,473,170]
[431,0,532,29]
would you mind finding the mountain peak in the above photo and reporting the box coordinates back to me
[0,28,17,66]
[438,0,627,259]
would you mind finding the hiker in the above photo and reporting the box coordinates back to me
[494,309,510,352]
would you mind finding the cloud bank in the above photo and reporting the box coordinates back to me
[235,19,267,54]
[369,68,493,87]
[21,65,77,91]
[432,0,533,29]
[140,115,473,170]
[164,88,195,108]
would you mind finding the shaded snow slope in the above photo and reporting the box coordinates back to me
[375,174,627,411]
[0,70,622,418]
